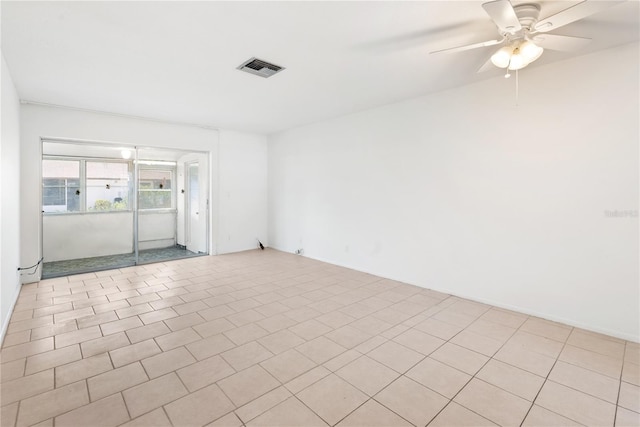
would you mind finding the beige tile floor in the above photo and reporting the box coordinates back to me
[1,249,639,427]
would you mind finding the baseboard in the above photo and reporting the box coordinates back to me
[431,287,640,343]
[0,282,21,347]
[267,245,639,343]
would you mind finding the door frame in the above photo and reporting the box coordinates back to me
[39,137,210,278]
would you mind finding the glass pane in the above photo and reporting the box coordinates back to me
[42,160,80,213]
[86,161,130,211]
[87,162,129,179]
[139,169,172,189]
[189,164,199,217]
[139,169,173,209]
[43,159,80,178]
[43,179,65,206]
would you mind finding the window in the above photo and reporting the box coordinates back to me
[42,160,80,213]
[42,157,178,214]
[42,158,132,213]
[86,162,130,211]
[139,169,173,209]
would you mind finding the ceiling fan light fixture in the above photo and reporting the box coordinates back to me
[491,46,512,68]
[508,48,527,70]
[520,40,544,63]
[434,0,623,77]
[493,39,543,71]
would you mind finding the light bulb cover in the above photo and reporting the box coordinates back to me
[121,149,132,160]
[491,46,512,68]
[492,40,545,72]
[520,40,544,63]
[508,48,527,70]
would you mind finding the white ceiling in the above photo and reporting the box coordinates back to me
[2,1,638,134]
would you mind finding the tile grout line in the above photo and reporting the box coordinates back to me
[118,391,134,426]
[613,342,627,426]
[290,393,333,427]
[5,253,635,427]
[422,306,525,426]
[372,377,443,426]
[13,400,22,427]
[518,327,575,426]
[228,288,408,421]
[160,405,176,427]
[311,298,492,426]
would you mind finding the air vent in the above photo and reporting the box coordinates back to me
[237,57,285,78]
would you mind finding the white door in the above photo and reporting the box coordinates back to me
[186,162,206,253]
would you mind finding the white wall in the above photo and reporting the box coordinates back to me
[1,53,22,341]
[217,130,268,254]
[43,211,177,259]
[20,105,268,282]
[43,212,134,261]
[139,211,176,251]
[269,42,640,341]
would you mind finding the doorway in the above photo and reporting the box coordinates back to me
[40,140,210,278]
[186,161,207,254]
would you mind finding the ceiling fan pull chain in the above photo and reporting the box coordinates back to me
[515,68,519,106]
[504,58,512,79]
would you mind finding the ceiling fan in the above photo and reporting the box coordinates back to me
[431,0,625,75]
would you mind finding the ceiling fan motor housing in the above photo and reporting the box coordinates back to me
[511,3,541,35]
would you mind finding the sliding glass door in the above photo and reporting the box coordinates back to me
[41,141,209,278]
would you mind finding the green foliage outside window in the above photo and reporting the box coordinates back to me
[90,199,128,211]
[139,190,172,209]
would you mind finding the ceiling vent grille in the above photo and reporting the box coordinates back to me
[237,57,285,78]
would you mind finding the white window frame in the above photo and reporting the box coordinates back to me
[42,156,133,214]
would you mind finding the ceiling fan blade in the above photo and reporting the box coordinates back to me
[534,0,625,32]
[532,34,592,52]
[482,0,522,34]
[354,21,476,52]
[477,56,496,73]
[430,38,504,55]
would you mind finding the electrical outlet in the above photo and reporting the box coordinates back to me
[295,248,304,255]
